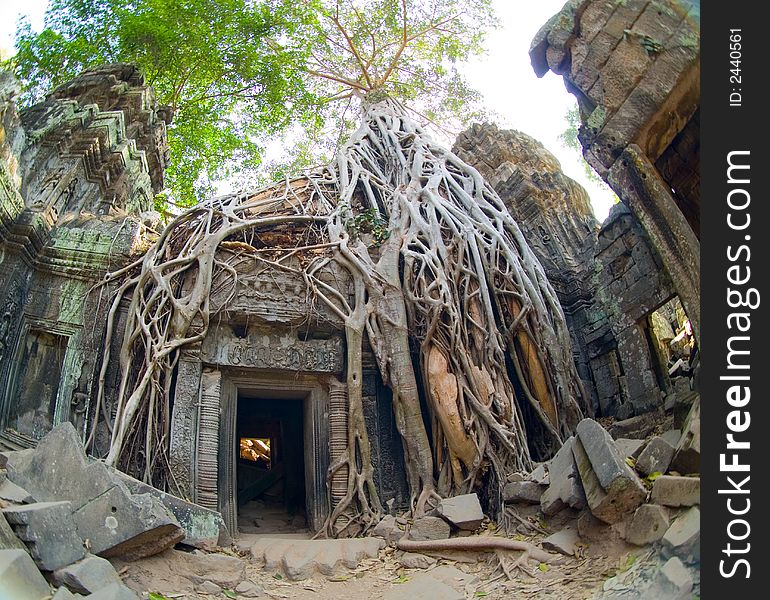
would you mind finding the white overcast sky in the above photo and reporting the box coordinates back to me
[0,0,616,219]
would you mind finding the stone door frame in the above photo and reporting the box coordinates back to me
[215,370,331,535]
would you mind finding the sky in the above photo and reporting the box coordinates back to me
[0,0,616,220]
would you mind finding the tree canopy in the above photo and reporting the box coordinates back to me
[9,0,495,206]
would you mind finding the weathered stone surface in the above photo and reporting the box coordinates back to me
[540,437,586,516]
[541,527,580,556]
[0,478,34,504]
[196,580,222,595]
[1,512,26,551]
[607,414,657,440]
[660,429,682,448]
[626,504,669,546]
[383,575,463,600]
[573,420,647,524]
[409,516,451,541]
[429,565,480,590]
[651,475,700,507]
[234,580,264,598]
[436,493,484,531]
[79,581,139,600]
[614,438,645,459]
[3,501,85,571]
[530,464,549,485]
[653,557,693,600]
[52,587,80,600]
[662,507,700,564]
[0,548,51,600]
[503,481,544,505]
[251,537,384,581]
[671,397,700,474]
[372,515,404,545]
[635,436,675,477]
[399,552,437,569]
[53,554,122,594]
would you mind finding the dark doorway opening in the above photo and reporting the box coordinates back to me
[236,395,307,534]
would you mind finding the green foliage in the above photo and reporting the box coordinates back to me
[10,0,320,205]
[8,0,495,206]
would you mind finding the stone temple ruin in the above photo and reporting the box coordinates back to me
[0,3,700,587]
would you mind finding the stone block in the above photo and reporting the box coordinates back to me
[607,414,657,440]
[409,516,451,541]
[635,436,675,477]
[660,429,682,447]
[72,487,183,561]
[399,552,437,569]
[436,493,484,531]
[53,554,122,594]
[234,580,264,598]
[541,527,580,556]
[3,501,85,571]
[614,438,645,459]
[662,507,699,564]
[0,478,34,504]
[0,548,51,600]
[573,419,647,524]
[650,475,700,507]
[372,515,404,545]
[80,581,139,600]
[1,512,26,551]
[529,463,549,485]
[671,398,700,474]
[383,575,463,600]
[503,481,543,504]
[540,437,586,516]
[52,587,80,600]
[652,557,693,600]
[625,504,669,546]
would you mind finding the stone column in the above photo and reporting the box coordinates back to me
[168,353,202,501]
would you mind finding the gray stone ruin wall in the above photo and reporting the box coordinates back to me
[0,64,167,452]
[453,124,676,420]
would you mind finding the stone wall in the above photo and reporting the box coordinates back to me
[0,65,168,451]
[454,124,675,419]
[530,0,700,340]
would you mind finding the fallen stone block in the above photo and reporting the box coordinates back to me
[252,537,383,580]
[625,504,669,546]
[436,493,484,530]
[53,554,122,594]
[660,429,682,448]
[72,487,184,561]
[662,506,699,564]
[114,472,228,549]
[573,419,647,524]
[409,516,451,541]
[399,551,437,569]
[652,557,693,600]
[234,580,264,598]
[80,581,139,600]
[635,436,675,477]
[530,463,549,485]
[3,501,85,571]
[503,481,543,504]
[196,580,222,595]
[428,565,480,591]
[0,478,34,504]
[671,398,700,474]
[52,587,80,600]
[607,414,657,440]
[182,551,247,588]
[372,515,404,545]
[650,475,700,507]
[540,437,586,516]
[0,548,51,600]
[614,438,645,459]
[1,512,26,551]
[541,527,580,556]
[383,575,463,600]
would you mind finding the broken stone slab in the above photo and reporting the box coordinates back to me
[614,438,646,459]
[0,478,35,504]
[113,471,228,549]
[503,481,544,504]
[573,419,647,524]
[3,501,85,571]
[196,580,222,595]
[72,486,184,561]
[650,475,700,509]
[660,429,682,448]
[651,557,693,600]
[635,436,675,477]
[662,506,700,564]
[540,437,586,516]
[541,527,580,556]
[251,537,384,581]
[436,493,484,531]
[0,548,52,600]
[399,551,437,569]
[80,581,139,600]
[607,414,657,440]
[671,397,700,474]
[383,574,463,600]
[372,514,404,545]
[52,587,80,600]
[409,516,451,541]
[530,463,550,485]
[1,512,26,551]
[428,565,481,591]
[625,504,669,546]
[53,554,122,594]
[234,580,264,598]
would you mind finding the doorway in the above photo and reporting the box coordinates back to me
[236,395,307,534]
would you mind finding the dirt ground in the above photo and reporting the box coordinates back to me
[113,507,644,600]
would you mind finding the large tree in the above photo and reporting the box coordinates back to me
[88,0,589,538]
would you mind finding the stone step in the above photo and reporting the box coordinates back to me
[250,536,384,580]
